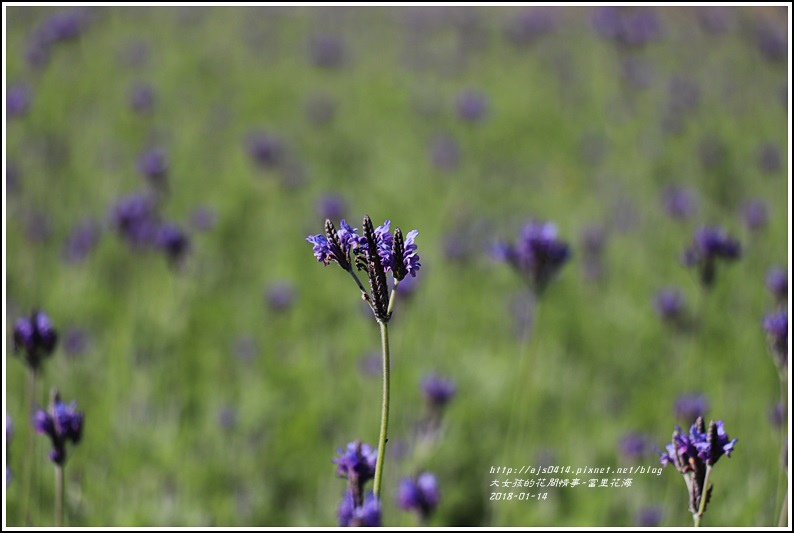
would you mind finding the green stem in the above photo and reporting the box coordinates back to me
[55,464,64,527]
[693,465,712,527]
[347,268,369,299]
[373,320,391,500]
[21,367,38,525]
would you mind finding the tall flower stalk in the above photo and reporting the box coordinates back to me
[307,215,420,519]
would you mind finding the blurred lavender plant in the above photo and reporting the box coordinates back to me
[503,8,556,48]
[13,310,58,372]
[658,417,737,526]
[25,8,91,70]
[136,148,169,193]
[766,268,787,307]
[155,222,190,268]
[337,491,381,527]
[661,185,698,221]
[333,441,380,526]
[682,226,741,289]
[654,288,689,332]
[579,224,608,282]
[619,431,651,461]
[109,191,160,249]
[308,215,421,512]
[62,218,101,264]
[245,129,284,169]
[455,90,489,123]
[127,82,155,115]
[755,22,787,64]
[674,393,709,424]
[7,83,32,119]
[740,198,768,233]
[420,374,456,437]
[635,505,664,527]
[264,281,295,313]
[309,34,347,69]
[397,472,440,523]
[33,389,84,526]
[591,6,661,48]
[315,194,347,222]
[763,310,788,370]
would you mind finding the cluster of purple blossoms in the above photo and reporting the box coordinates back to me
[245,129,284,169]
[455,90,489,123]
[62,217,102,264]
[591,6,661,49]
[658,418,737,521]
[7,83,32,120]
[307,216,421,323]
[763,310,788,369]
[33,392,84,466]
[653,288,689,331]
[740,198,768,233]
[682,226,741,288]
[661,185,698,221]
[13,310,58,371]
[333,441,381,527]
[766,267,787,306]
[503,8,556,48]
[397,472,440,523]
[25,8,91,70]
[493,220,571,295]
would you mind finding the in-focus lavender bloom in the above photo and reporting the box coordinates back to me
[765,267,787,306]
[619,432,650,461]
[62,218,101,264]
[755,23,787,63]
[110,192,159,248]
[591,6,661,48]
[307,219,360,270]
[305,93,337,125]
[654,288,687,329]
[456,90,489,123]
[421,374,456,410]
[429,135,460,171]
[503,8,556,47]
[768,402,784,428]
[315,195,347,222]
[155,222,190,266]
[658,418,737,520]
[397,472,440,522]
[763,310,788,368]
[682,226,741,288]
[758,143,781,174]
[740,198,768,233]
[338,491,381,527]
[137,148,169,189]
[309,35,347,69]
[190,205,216,232]
[661,185,698,221]
[62,327,91,358]
[674,393,709,424]
[33,392,84,466]
[580,224,607,282]
[7,83,31,119]
[265,281,295,313]
[245,130,284,169]
[13,310,58,370]
[494,220,571,295]
[128,82,155,114]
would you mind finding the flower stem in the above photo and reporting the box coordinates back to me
[347,268,369,299]
[693,465,712,527]
[20,367,38,525]
[55,464,64,527]
[373,319,391,500]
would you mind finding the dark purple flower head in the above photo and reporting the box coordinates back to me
[456,90,489,123]
[504,8,556,47]
[765,267,787,305]
[635,505,664,527]
[421,374,456,409]
[591,6,661,48]
[691,419,737,465]
[32,392,84,466]
[429,135,460,172]
[155,222,190,266]
[740,198,768,233]
[338,491,381,527]
[756,23,787,63]
[13,310,58,370]
[619,432,650,461]
[763,310,788,368]
[128,82,155,114]
[397,472,440,521]
[495,220,571,295]
[37,9,90,45]
[265,282,295,313]
[758,143,781,174]
[309,35,346,69]
[661,185,698,221]
[110,192,159,248]
[674,393,709,423]
[654,287,686,324]
[62,218,101,264]
[333,441,377,482]
[682,226,741,288]
[245,130,284,169]
[7,83,32,119]
[315,195,347,222]
[137,148,169,186]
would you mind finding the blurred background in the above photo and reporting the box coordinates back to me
[3,5,790,527]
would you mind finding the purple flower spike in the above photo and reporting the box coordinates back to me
[661,185,698,221]
[333,441,377,482]
[495,219,571,295]
[763,310,788,369]
[682,226,741,288]
[674,393,709,423]
[338,491,381,527]
[245,130,284,169]
[156,222,190,266]
[13,310,58,371]
[421,374,456,409]
[110,192,159,249]
[456,90,489,123]
[765,268,787,305]
[137,148,169,187]
[397,472,440,521]
[740,199,768,233]
[7,83,32,119]
[32,392,84,466]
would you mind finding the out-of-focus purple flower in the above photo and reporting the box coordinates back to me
[661,185,698,221]
[110,192,159,248]
[756,23,787,63]
[305,93,337,125]
[674,393,709,423]
[26,212,52,243]
[333,441,377,482]
[62,327,91,358]
[155,222,190,266]
[190,205,216,232]
[682,226,741,288]
[635,505,664,527]
[315,195,347,222]
[740,198,768,232]
[62,218,101,264]
[456,90,489,123]
[765,267,787,306]
[13,310,58,370]
[128,82,155,114]
[421,374,456,409]
[763,310,788,368]
[591,6,661,48]
[32,392,84,466]
[338,491,381,527]
[429,135,460,171]
[494,220,571,295]
[245,130,284,169]
[36,9,90,45]
[265,282,295,313]
[758,143,781,174]
[654,287,687,327]
[217,406,238,430]
[619,432,650,461]
[503,8,556,47]
[768,402,785,428]
[136,148,169,188]
[309,34,347,69]
[7,83,31,119]
[696,7,733,34]
[397,472,440,522]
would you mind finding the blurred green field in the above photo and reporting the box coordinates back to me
[3,5,790,527]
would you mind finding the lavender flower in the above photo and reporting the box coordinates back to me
[128,82,155,114]
[265,282,295,313]
[635,505,664,527]
[682,226,741,288]
[619,432,650,461]
[110,192,159,248]
[740,198,768,233]
[456,90,489,123]
[755,23,787,63]
[494,220,571,295]
[654,288,688,329]
[766,267,787,305]
[7,83,31,119]
[338,491,381,527]
[13,310,58,370]
[136,148,169,189]
[62,218,101,264]
[674,393,709,424]
[503,9,556,48]
[591,6,661,48]
[661,185,698,221]
[155,222,190,266]
[763,310,788,368]
[309,35,346,69]
[333,441,378,482]
[397,472,440,522]
[245,130,284,169]
[33,391,84,466]
[421,374,456,410]
[315,195,347,222]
